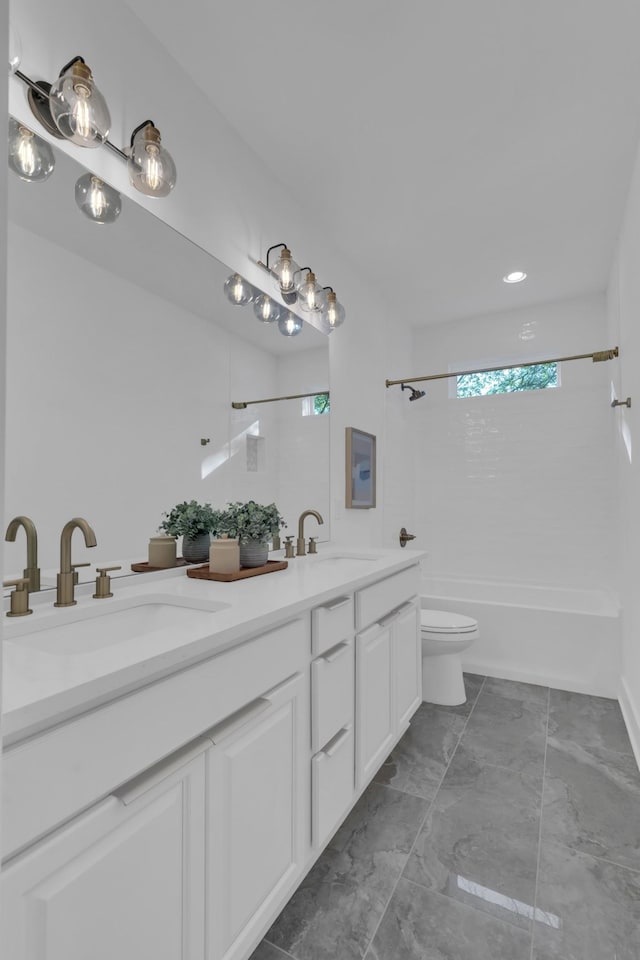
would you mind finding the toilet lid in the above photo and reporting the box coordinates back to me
[420,609,478,634]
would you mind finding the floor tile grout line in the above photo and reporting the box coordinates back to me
[551,838,640,876]
[361,675,487,960]
[530,685,551,960]
[262,938,301,960]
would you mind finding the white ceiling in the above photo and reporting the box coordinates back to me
[124,0,640,325]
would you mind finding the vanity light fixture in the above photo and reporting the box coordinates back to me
[261,244,300,304]
[8,117,55,182]
[278,312,303,337]
[224,273,255,306]
[127,120,177,198]
[75,172,122,223]
[253,292,282,324]
[322,287,346,330]
[503,270,527,283]
[12,55,177,198]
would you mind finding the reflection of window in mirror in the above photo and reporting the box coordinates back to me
[302,393,330,416]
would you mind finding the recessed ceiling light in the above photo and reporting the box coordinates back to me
[503,271,527,284]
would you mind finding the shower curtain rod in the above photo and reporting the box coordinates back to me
[385,347,619,388]
[231,390,329,409]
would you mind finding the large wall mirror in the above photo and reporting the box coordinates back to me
[4,139,330,587]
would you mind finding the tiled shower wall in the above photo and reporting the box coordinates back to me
[412,294,617,592]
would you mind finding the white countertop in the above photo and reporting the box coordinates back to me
[2,547,425,744]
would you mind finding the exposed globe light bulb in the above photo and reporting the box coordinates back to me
[295,270,325,314]
[278,312,303,337]
[49,58,111,147]
[128,121,176,198]
[253,293,282,323]
[75,173,121,224]
[224,273,254,306]
[272,247,299,298]
[503,270,527,283]
[323,290,345,330]
[8,118,55,182]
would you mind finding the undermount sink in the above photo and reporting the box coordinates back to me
[310,554,380,564]
[6,595,230,656]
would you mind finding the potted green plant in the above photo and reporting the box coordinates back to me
[159,500,219,563]
[216,501,286,568]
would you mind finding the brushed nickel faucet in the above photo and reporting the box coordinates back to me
[5,515,41,592]
[55,518,97,607]
[296,510,324,556]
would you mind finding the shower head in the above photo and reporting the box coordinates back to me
[401,384,426,401]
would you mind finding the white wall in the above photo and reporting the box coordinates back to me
[607,137,640,763]
[412,294,617,591]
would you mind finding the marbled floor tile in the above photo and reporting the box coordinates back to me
[266,783,428,960]
[548,689,634,756]
[543,737,640,872]
[481,676,549,709]
[366,878,532,960]
[403,760,541,929]
[249,941,293,960]
[456,690,547,775]
[532,839,640,960]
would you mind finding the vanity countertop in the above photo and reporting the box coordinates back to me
[1,546,426,743]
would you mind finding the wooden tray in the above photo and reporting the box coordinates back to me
[131,558,193,573]
[186,560,288,582]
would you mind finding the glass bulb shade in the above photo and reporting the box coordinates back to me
[224,273,255,306]
[128,124,176,198]
[8,118,55,182]
[253,293,282,323]
[8,24,22,73]
[295,271,325,314]
[272,248,299,295]
[49,61,111,147]
[323,293,345,330]
[278,312,303,337]
[75,173,121,224]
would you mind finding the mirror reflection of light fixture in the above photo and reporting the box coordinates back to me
[75,172,122,223]
[322,287,345,331]
[224,273,255,306]
[8,117,55,182]
[48,57,111,147]
[278,312,303,337]
[253,293,282,324]
[127,120,177,198]
[295,268,325,314]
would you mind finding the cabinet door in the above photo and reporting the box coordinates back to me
[206,672,306,960]
[394,599,422,731]
[356,622,394,788]
[1,748,207,960]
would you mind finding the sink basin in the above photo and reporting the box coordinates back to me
[7,595,230,656]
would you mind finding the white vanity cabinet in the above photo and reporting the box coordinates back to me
[205,671,307,960]
[1,745,208,960]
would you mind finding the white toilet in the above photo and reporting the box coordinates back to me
[420,609,479,706]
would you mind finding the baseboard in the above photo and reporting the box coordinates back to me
[619,676,640,773]
[462,658,617,699]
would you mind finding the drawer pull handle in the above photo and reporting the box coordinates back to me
[115,736,211,806]
[324,725,352,758]
[322,641,351,663]
[206,698,271,745]
[324,596,351,612]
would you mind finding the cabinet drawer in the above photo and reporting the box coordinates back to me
[311,595,354,656]
[311,639,354,752]
[311,725,354,848]
[355,565,420,631]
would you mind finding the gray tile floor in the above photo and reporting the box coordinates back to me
[250,675,640,960]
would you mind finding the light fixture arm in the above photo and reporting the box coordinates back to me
[265,243,287,270]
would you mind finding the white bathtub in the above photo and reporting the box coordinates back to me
[420,576,621,697]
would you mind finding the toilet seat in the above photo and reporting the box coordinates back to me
[420,609,478,635]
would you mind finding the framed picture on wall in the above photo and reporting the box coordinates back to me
[345,427,376,509]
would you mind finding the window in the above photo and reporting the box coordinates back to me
[302,392,330,416]
[456,363,558,398]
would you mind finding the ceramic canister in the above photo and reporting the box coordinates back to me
[209,534,240,574]
[148,535,177,567]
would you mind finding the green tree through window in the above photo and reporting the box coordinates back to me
[457,363,557,397]
[313,392,330,414]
